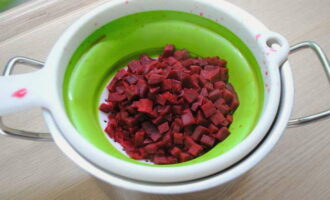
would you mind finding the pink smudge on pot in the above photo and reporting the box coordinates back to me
[12,88,27,98]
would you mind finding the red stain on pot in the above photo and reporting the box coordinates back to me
[12,88,27,98]
[256,34,261,40]
[270,48,277,52]
[265,71,269,76]
[199,12,204,16]
[125,0,128,4]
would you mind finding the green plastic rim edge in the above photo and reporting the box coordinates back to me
[63,10,264,167]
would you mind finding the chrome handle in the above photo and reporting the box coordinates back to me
[0,57,52,141]
[287,41,330,127]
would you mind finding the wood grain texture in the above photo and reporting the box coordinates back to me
[0,0,329,199]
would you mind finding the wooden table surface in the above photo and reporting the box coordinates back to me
[0,0,329,199]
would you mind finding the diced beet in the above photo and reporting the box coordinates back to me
[181,109,195,127]
[208,89,221,101]
[148,74,165,85]
[162,44,175,58]
[173,132,184,145]
[188,144,203,156]
[191,125,208,141]
[214,127,230,141]
[184,126,194,136]
[99,102,114,113]
[200,87,208,97]
[156,94,166,105]
[100,44,239,165]
[196,110,208,125]
[179,152,193,162]
[108,93,126,102]
[222,89,234,103]
[171,118,182,132]
[191,96,203,112]
[150,86,160,94]
[170,147,182,157]
[209,124,219,134]
[162,79,182,93]
[190,65,201,74]
[132,99,153,114]
[168,70,183,80]
[200,68,221,83]
[184,136,196,148]
[226,114,233,124]
[214,81,226,89]
[140,54,154,65]
[134,131,145,147]
[128,60,144,74]
[201,101,217,118]
[152,115,165,125]
[174,49,190,60]
[200,135,215,147]
[172,105,183,115]
[144,143,158,154]
[218,104,231,115]
[210,111,226,126]
[153,155,177,164]
[183,88,199,103]
[205,57,227,67]
[142,122,161,141]
[125,85,139,100]
[125,75,138,84]
[158,122,169,134]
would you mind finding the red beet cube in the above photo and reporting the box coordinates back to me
[210,111,226,126]
[162,44,175,58]
[148,74,165,85]
[183,88,199,103]
[222,89,234,103]
[196,110,208,125]
[200,87,208,97]
[214,81,226,89]
[153,156,177,164]
[132,99,153,114]
[174,49,190,60]
[188,144,203,156]
[190,65,201,74]
[214,127,230,141]
[208,89,221,101]
[108,93,126,102]
[142,122,161,141]
[179,152,193,162]
[226,114,233,124]
[208,124,219,134]
[171,118,182,132]
[144,143,158,154]
[191,125,208,141]
[158,122,169,134]
[173,132,184,145]
[99,102,113,113]
[128,60,144,74]
[140,54,154,65]
[200,135,215,147]
[201,101,217,118]
[181,109,195,127]
[172,105,183,115]
[134,131,145,147]
[170,147,182,157]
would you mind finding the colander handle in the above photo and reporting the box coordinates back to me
[287,41,330,127]
[0,57,52,141]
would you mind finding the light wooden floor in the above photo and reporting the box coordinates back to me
[0,0,329,199]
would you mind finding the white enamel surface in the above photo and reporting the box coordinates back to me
[39,0,290,182]
[0,70,49,115]
[43,61,293,194]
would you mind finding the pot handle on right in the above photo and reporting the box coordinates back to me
[287,41,330,127]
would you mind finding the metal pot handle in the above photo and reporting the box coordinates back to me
[287,41,330,127]
[0,57,52,141]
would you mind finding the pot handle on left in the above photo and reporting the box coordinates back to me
[287,41,330,127]
[0,57,52,141]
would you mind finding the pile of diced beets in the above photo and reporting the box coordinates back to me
[99,44,239,164]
